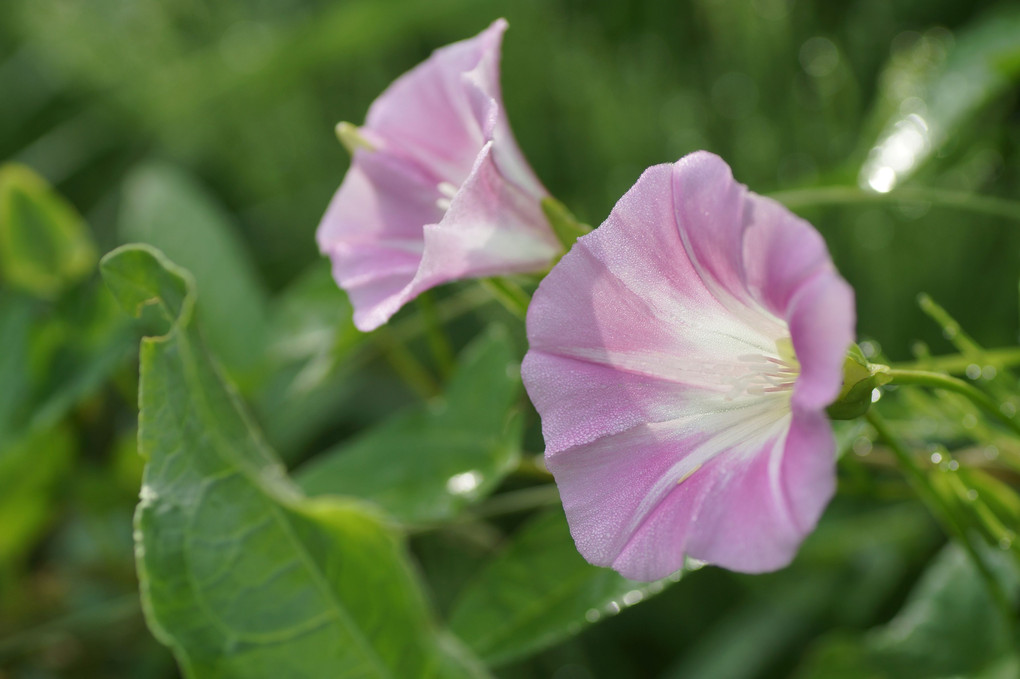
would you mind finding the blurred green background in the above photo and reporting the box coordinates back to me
[1,0,1019,677]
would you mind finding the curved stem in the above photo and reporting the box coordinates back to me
[892,347,1020,374]
[768,185,1020,223]
[884,368,1020,438]
[479,277,531,319]
[866,411,1016,631]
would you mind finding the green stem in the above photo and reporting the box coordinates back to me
[885,368,1020,438]
[479,277,531,319]
[415,291,456,380]
[892,347,1020,374]
[866,411,1015,629]
[513,454,554,481]
[768,186,1020,223]
[372,328,440,400]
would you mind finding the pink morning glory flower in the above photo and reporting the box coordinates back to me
[522,152,855,581]
[317,19,560,331]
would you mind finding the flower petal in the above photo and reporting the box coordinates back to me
[523,151,854,579]
[547,404,835,581]
[415,142,559,287]
[318,19,556,330]
[365,20,508,184]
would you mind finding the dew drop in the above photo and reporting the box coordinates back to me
[965,364,981,380]
[982,365,997,380]
[584,608,601,623]
[930,452,943,464]
[947,460,959,471]
[852,437,873,456]
[622,590,644,606]
[871,388,882,403]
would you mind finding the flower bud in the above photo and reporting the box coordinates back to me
[826,344,890,420]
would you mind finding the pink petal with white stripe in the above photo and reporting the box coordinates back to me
[522,151,855,579]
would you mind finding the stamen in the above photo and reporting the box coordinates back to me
[436,181,459,211]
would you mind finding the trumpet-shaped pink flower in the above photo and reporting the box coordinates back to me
[317,19,560,331]
[522,152,855,581]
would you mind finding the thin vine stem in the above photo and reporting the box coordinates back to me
[479,277,531,319]
[884,368,1020,438]
[866,411,1016,631]
[892,347,1020,374]
[415,291,456,380]
[767,185,1020,223]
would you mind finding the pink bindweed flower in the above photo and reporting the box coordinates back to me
[317,19,560,331]
[522,152,856,581]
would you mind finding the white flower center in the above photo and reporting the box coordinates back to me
[724,344,799,401]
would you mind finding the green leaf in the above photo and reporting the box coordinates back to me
[448,508,677,667]
[296,327,523,524]
[794,542,1020,679]
[100,244,487,679]
[0,164,97,299]
[859,6,1020,190]
[118,162,268,389]
[0,424,75,569]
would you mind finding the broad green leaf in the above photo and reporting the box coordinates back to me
[448,508,677,667]
[296,326,523,524]
[859,6,1020,191]
[0,164,97,298]
[100,244,487,679]
[794,541,1020,679]
[118,163,268,389]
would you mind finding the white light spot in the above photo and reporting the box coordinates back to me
[965,364,981,380]
[605,601,621,615]
[930,451,943,464]
[866,167,897,193]
[982,365,998,380]
[684,558,706,572]
[139,484,158,502]
[871,388,882,403]
[622,590,644,606]
[984,445,1000,460]
[966,489,978,502]
[852,437,872,456]
[860,113,930,193]
[859,340,879,358]
[947,460,959,471]
[1002,402,1017,418]
[584,608,601,623]
[446,470,482,496]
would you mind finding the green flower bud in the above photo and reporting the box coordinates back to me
[827,344,891,420]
